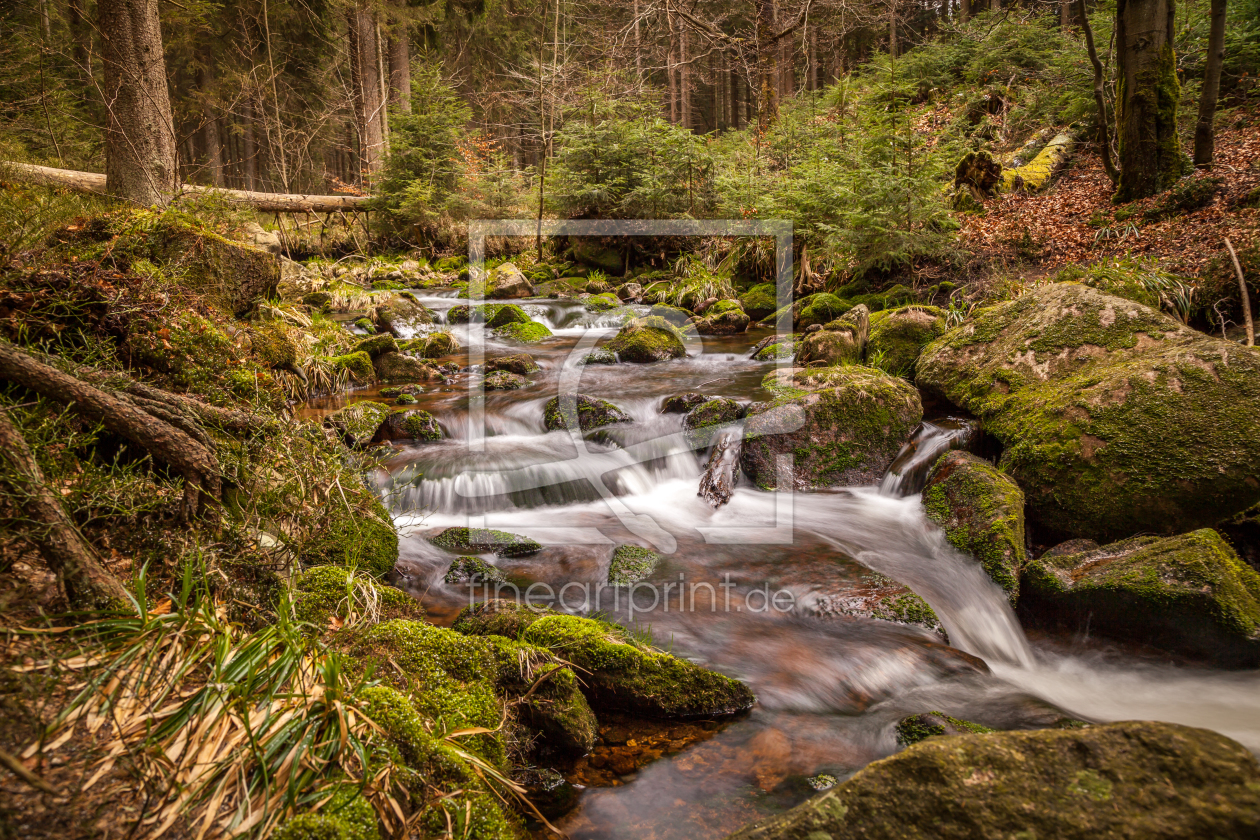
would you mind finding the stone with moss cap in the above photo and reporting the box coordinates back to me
[328,350,375,384]
[741,366,922,491]
[371,409,442,443]
[1020,528,1260,666]
[373,293,433,336]
[372,352,440,383]
[750,336,795,361]
[660,392,709,413]
[795,292,852,329]
[354,333,398,357]
[429,527,541,558]
[486,636,598,756]
[606,316,687,362]
[495,319,552,344]
[325,401,392,448]
[922,451,1025,601]
[696,299,750,335]
[249,321,301,370]
[649,303,694,326]
[585,292,621,312]
[544,393,631,432]
[444,556,505,584]
[454,601,755,719]
[402,331,459,358]
[608,544,662,585]
[298,492,398,578]
[894,711,995,747]
[683,398,743,449]
[794,324,863,367]
[274,785,379,840]
[485,353,540,375]
[740,284,779,321]
[484,262,534,299]
[865,305,946,378]
[293,566,424,629]
[916,283,1260,541]
[871,592,945,639]
[728,721,1260,840]
[483,370,530,391]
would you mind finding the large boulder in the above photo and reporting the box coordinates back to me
[544,393,631,432]
[695,299,751,335]
[923,451,1026,600]
[485,262,534,299]
[741,367,922,490]
[373,293,433,336]
[324,401,392,448]
[571,238,624,274]
[740,283,779,321]
[371,409,443,443]
[726,721,1260,840]
[1019,529,1260,666]
[866,305,946,377]
[606,316,687,362]
[916,283,1260,541]
[795,306,869,367]
[153,221,279,316]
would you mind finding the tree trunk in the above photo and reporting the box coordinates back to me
[668,6,679,123]
[98,0,176,206]
[243,95,258,190]
[961,0,971,22]
[1192,0,1227,167]
[1114,0,1185,201]
[348,2,386,180]
[1079,0,1119,183]
[0,408,131,611]
[1061,0,1073,29]
[756,0,778,130]
[388,16,412,113]
[67,0,91,85]
[196,55,225,188]
[889,0,899,58]
[681,23,691,130]
[633,0,642,77]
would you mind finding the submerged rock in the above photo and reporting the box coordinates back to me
[483,370,529,391]
[894,711,995,747]
[741,366,923,490]
[922,451,1026,600]
[371,409,443,443]
[454,601,756,719]
[916,283,1260,541]
[728,721,1260,840]
[1020,528,1260,666]
[485,353,540,375]
[660,392,710,413]
[866,305,946,377]
[428,527,542,558]
[606,315,687,362]
[608,544,662,585]
[750,335,795,361]
[543,393,631,432]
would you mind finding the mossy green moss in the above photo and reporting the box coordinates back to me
[922,451,1025,601]
[683,398,742,448]
[324,401,392,448]
[1020,529,1260,666]
[740,284,779,321]
[649,303,694,326]
[486,637,598,755]
[585,292,622,312]
[872,592,944,637]
[483,370,529,390]
[543,393,631,432]
[608,544,662,585]
[402,410,441,441]
[292,566,424,628]
[866,305,946,378]
[298,492,398,578]
[917,283,1260,541]
[328,350,375,384]
[795,293,852,328]
[444,556,505,584]
[495,320,552,343]
[402,331,459,358]
[895,711,995,747]
[726,721,1260,840]
[606,316,687,362]
[250,321,301,369]
[353,334,398,358]
[752,337,796,361]
[795,327,862,367]
[429,527,542,558]
[274,786,379,840]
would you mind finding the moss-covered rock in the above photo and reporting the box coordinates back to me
[866,305,946,377]
[660,392,710,413]
[428,527,541,558]
[355,333,398,358]
[725,721,1260,840]
[585,292,621,312]
[797,293,852,328]
[484,262,534,299]
[696,299,751,335]
[484,353,540,375]
[1019,529,1260,666]
[649,303,694,326]
[483,371,529,391]
[373,294,433,336]
[741,366,923,490]
[608,544,662,585]
[571,238,624,274]
[794,325,863,367]
[455,601,756,719]
[582,349,617,365]
[487,638,598,757]
[916,283,1260,541]
[495,320,552,343]
[249,321,301,370]
[894,711,995,747]
[543,393,631,432]
[150,219,280,316]
[274,787,379,840]
[402,331,459,358]
[922,451,1025,600]
[606,316,687,362]
[325,401,392,448]
[293,566,424,628]
[871,591,945,638]
[740,284,779,321]
[301,291,333,312]
[298,494,398,578]
[371,409,443,443]
[352,317,376,333]
[444,556,505,585]
[328,350,375,384]
[683,398,743,449]
[373,351,435,382]
[751,336,796,361]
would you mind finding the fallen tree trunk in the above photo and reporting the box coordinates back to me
[2,161,372,213]
[1000,132,1076,193]
[0,407,131,610]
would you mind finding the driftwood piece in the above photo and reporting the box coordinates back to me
[2,161,371,213]
[1227,237,1254,347]
[0,406,130,610]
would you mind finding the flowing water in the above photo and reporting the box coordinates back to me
[305,292,1260,840]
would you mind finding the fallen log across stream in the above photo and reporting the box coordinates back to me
[1,161,373,212]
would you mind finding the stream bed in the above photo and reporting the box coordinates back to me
[303,292,1260,840]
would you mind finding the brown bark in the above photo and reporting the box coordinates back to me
[99,0,177,206]
[67,0,91,84]
[1192,0,1227,167]
[961,0,972,22]
[668,5,679,123]
[348,2,386,179]
[0,341,221,521]
[757,0,778,129]
[1079,0,1119,184]
[243,95,258,190]
[387,21,412,113]
[196,54,225,188]
[1114,0,1184,201]
[0,407,130,610]
[681,23,692,130]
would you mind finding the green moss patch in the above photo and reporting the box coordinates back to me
[606,316,687,362]
[895,711,995,747]
[543,393,631,432]
[428,527,542,558]
[293,566,424,629]
[608,545,662,585]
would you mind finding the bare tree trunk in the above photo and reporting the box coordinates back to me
[196,55,225,188]
[1078,0,1119,184]
[668,5,679,123]
[347,2,386,180]
[807,23,817,91]
[98,0,176,206]
[1061,0,1073,29]
[633,0,642,78]
[681,23,691,130]
[67,0,91,86]
[388,11,412,113]
[243,95,258,190]
[889,0,899,58]
[1193,0,1227,167]
[756,0,778,129]
[960,0,971,22]
[0,408,131,610]
[1114,0,1185,201]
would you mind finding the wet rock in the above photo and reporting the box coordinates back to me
[510,767,580,818]
[454,601,757,719]
[660,392,710,413]
[486,637,598,757]
[428,527,542,558]
[696,299,751,335]
[584,292,621,312]
[401,331,459,358]
[725,721,1260,840]
[696,296,719,315]
[485,353,540,375]
[352,316,376,333]
[683,397,743,449]
[608,545,661,585]
[1019,528,1260,666]
[302,291,332,311]
[649,303,694,326]
[922,451,1026,600]
[324,401,392,448]
[1041,538,1100,559]
[483,370,529,390]
[543,393,631,432]
[354,333,398,358]
[866,305,946,378]
[572,238,624,274]
[606,315,687,362]
[379,384,422,398]
[582,349,617,365]
[373,351,437,382]
[485,262,534,299]
[699,432,741,508]
[328,350,374,384]
[750,335,795,361]
[916,283,1260,541]
[616,282,643,301]
[373,293,433,336]
[371,409,443,443]
[795,306,869,367]
[894,711,995,747]
[741,366,923,490]
[764,292,850,330]
[740,283,779,321]
[444,556,505,584]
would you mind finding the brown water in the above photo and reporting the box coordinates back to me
[304,290,1260,840]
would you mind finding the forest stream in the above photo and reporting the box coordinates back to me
[302,291,1260,840]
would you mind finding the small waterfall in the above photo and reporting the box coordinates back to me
[879,418,978,497]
